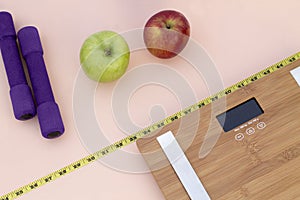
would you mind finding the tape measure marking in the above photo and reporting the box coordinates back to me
[1,52,300,200]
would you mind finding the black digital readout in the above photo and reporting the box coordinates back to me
[216,97,264,132]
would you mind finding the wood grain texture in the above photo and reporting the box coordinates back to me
[137,59,300,200]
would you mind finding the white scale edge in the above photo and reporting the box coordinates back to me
[157,131,211,200]
[290,66,300,87]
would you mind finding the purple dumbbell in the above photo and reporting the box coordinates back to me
[0,11,36,120]
[18,26,64,139]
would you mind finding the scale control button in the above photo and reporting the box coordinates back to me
[235,133,244,141]
[257,122,266,129]
[246,127,255,135]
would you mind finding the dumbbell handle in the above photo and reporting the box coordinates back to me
[24,52,55,105]
[0,38,27,87]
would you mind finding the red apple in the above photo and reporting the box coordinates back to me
[143,10,190,59]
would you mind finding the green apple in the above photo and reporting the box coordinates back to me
[80,31,130,82]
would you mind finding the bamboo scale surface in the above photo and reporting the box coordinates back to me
[137,59,300,200]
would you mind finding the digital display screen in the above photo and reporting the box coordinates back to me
[216,97,264,132]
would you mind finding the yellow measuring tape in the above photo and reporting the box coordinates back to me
[1,52,300,200]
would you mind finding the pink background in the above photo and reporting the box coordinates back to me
[1,1,300,199]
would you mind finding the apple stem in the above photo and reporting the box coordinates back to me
[166,24,171,29]
[104,48,112,56]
